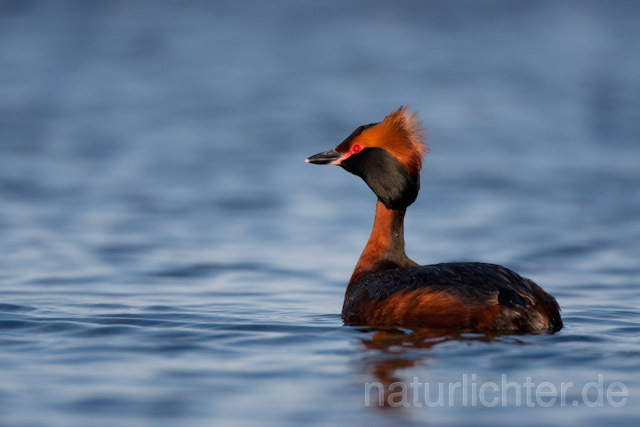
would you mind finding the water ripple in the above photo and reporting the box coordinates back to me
[0,1,639,426]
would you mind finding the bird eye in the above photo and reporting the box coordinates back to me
[352,144,362,153]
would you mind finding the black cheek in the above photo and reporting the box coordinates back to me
[340,148,420,210]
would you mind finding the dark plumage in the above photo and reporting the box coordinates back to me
[343,262,562,333]
[306,107,562,334]
[341,148,420,210]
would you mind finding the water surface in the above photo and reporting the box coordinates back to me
[1,1,639,425]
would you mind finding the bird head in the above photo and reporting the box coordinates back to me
[306,106,427,210]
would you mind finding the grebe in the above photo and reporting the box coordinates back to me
[306,107,562,333]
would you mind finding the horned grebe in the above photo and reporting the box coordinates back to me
[306,107,562,333]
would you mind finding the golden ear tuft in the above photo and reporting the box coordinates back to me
[376,106,428,175]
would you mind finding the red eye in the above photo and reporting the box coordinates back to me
[352,144,362,153]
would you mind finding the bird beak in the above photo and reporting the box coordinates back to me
[305,149,342,165]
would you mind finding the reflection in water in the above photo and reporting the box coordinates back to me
[358,328,500,409]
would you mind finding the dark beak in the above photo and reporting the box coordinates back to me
[305,149,342,165]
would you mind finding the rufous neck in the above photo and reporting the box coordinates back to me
[348,200,416,285]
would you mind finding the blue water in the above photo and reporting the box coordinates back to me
[1,1,639,425]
